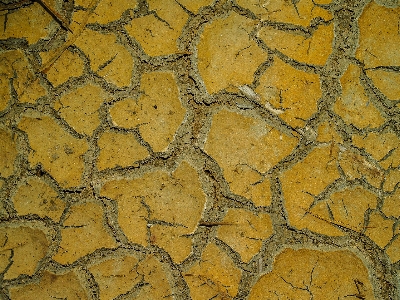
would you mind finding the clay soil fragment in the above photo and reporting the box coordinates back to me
[41,49,84,86]
[339,149,384,188]
[384,169,400,191]
[316,120,343,143]
[178,0,214,13]
[281,145,343,236]
[247,0,333,65]
[0,127,18,178]
[258,24,333,65]
[75,29,133,87]
[89,0,138,24]
[97,131,149,170]
[125,0,188,56]
[386,236,400,263]
[205,109,297,206]
[248,0,333,65]
[353,132,400,168]
[135,255,173,299]
[110,71,186,152]
[217,208,273,262]
[365,212,394,249]
[184,243,242,300]
[0,226,49,280]
[327,186,377,232]
[224,165,272,207]
[249,248,375,299]
[237,0,332,26]
[101,161,206,263]
[356,2,400,67]
[53,202,116,264]
[12,177,65,222]
[256,57,322,128]
[366,69,400,101]
[0,50,46,107]
[91,253,173,299]
[54,84,108,135]
[90,255,141,299]
[382,189,400,218]
[18,115,89,188]
[198,12,268,94]
[9,270,88,300]
[1,0,399,298]
[0,2,52,44]
[334,64,385,129]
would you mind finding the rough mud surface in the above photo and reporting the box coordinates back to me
[0,0,399,299]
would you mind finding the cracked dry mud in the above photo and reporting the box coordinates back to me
[0,0,400,299]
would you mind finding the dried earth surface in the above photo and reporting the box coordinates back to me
[0,0,400,299]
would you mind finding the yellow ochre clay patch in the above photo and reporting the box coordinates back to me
[53,201,116,264]
[125,0,188,56]
[110,71,186,152]
[256,57,322,128]
[54,84,108,135]
[205,109,298,206]
[0,226,49,280]
[75,29,133,87]
[97,131,149,170]
[0,2,52,44]
[101,161,206,263]
[249,248,375,299]
[9,270,88,300]
[12,177,65,222]
[184,243,242,300]
[217,208,273,262]
[198,12,268,94]
[281,145,343,236]
[89,255,141,299]
[41,49,84,86]
[0,127,18,178]
[334,64,385,129]
[0,50,46,106]
[18,115,89,188]
[356,2,400,67]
